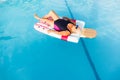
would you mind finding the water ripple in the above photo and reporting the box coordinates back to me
[0,36,15,41]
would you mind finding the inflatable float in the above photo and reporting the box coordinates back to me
[34,20,85,43]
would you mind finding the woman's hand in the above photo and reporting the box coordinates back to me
[48,30,55,33]
[48,30,70,36]
[48,30,52,33]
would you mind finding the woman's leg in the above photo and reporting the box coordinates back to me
[34,14,41,20]
[43,10,60,21]
[34,14,54,28]
[40,18,54,27]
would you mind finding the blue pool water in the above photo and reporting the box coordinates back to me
[0,0,120,80]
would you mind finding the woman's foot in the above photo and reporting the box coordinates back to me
[34,14,41,20]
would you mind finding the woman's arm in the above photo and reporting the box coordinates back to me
[48,30,70,36]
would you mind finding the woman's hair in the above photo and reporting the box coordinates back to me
[62,17,76,25]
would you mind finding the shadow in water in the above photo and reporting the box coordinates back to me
[0,36,16,41]
[0,31,4,34]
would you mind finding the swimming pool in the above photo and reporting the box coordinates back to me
[0,0,120,80]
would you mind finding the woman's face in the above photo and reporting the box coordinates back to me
[67,23,76,32]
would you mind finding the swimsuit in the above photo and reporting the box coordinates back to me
[54,19,72,32]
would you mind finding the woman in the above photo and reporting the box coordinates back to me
[34,10,96,38]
